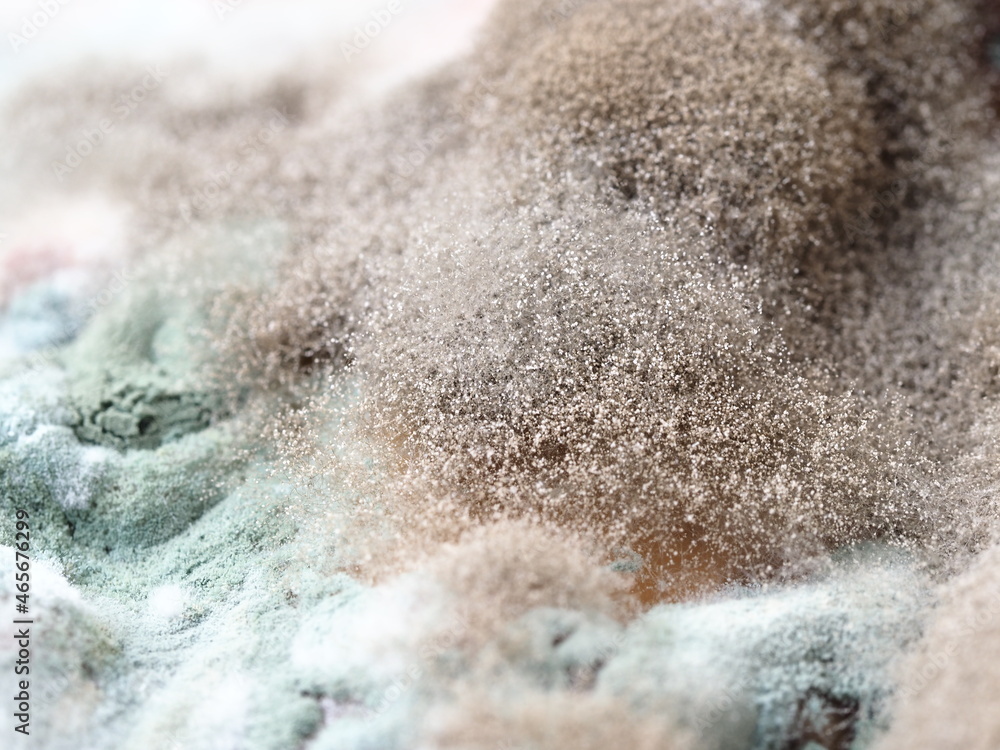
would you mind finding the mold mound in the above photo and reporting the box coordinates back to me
[489,0,884,263]
[72,377,219,451]
[357,200,927,594]
[769,0,987,173]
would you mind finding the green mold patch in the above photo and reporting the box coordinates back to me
[65,425,246,552]
[71,377,220,452]
[66,340,227,455]
[0,441,81,556]
[45,461,361,750]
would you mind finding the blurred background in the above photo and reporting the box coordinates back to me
[0,0,497,360]
[0,0,496,98]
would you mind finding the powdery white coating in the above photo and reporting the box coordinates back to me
[0,547,83,607]
[0,366,75,444]
[146,584,188,622]
[10,425,120,510]
[292,523,624,692]
[421,692,689,750]
[598,548,929,749]
[291,535,926,750]
[294,522,679,749]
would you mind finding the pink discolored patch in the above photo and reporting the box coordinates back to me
[0,197,130,311]
[0,242,77,308]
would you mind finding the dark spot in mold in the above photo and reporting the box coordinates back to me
[781,689,860,750]
[72,380,223,451]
